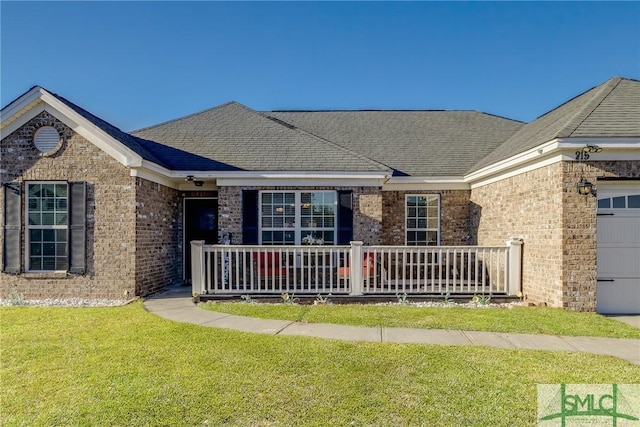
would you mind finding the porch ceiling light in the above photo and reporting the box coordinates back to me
[577,178,596,196]
[185,175,204,187]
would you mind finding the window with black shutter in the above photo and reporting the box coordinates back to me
[2,181,87,274]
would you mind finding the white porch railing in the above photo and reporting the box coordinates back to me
[191,239,522,297]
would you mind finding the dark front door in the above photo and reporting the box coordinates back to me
[184,198,218,281]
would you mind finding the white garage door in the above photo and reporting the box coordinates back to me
[596,183,640,314]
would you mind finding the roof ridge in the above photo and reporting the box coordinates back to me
[270,109,481,113]
[558,77,622,137]
[131,101,241,133]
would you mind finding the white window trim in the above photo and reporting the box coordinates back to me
[25,181,69,273]
[405,194,441,246]
[259,190,338,245]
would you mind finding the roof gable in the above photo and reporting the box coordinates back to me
[1,86,169,169]
[471,77,640,172]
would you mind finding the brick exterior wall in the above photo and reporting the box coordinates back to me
[1,112,137,300]
[382,190,471,246]
[218,186,383,245]
[470,164,565,307]
[1,112,189,300]
[470,160,639,311]
[134,178,183,296]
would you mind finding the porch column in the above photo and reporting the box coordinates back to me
[506,238,523,296]
[349,241,364,296]
[191,240,206,296]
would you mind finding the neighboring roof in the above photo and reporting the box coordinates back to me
[472,77,640,172]
[132,102,391,173]
[267,110,523,176]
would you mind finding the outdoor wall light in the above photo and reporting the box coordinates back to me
[577,177,596,196]
[185,175,204,187]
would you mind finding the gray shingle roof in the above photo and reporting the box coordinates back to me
[46,90,235,171]
[9,77,635,178]
[267,110,523,176]
[132,102,390,173]
[471,77,640,172]
[47,91,172,168]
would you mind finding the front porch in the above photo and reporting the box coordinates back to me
[191,240,522,298]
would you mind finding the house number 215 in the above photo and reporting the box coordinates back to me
[575,151,590,161]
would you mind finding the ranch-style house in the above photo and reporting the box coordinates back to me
[1,77,638,313]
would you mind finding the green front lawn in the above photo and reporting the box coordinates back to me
[2,302,639,426]
[202,302,640,338]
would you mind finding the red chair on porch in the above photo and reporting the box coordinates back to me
[339,252,377,281]
[253,252,288,283]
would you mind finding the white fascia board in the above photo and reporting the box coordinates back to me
[140,159,173,178]
[555,137,640,149]
[1,102,46,139]
[1,87,144,168]
[131,167,389,189]
[39,92,143,167]
[467,137,640,189]
[130,168,180,189]
[131,168,219,191]
[1,87,43,125]
[1,86,47,138]
[469,154,565,189]
[213,171,389,187]
[465,139,562,183]
[217,176,387,187]
[383,176,469,191]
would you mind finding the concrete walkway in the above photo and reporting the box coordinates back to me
[143,286,640,366]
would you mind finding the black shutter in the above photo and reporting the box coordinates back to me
[68,181,86,274]
[2,183,22,274]
[337,190,353,245]
[242,190,259,244]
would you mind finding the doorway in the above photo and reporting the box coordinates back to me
[184,197,218,282]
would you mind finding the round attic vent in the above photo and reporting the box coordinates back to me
[33,126,61,153]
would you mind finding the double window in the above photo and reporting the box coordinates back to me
[260,191,337,245]
[405,194,440,246]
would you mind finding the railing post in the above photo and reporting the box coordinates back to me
[506,238,523,296]
[191,240,206,296]
[349,241,364,296]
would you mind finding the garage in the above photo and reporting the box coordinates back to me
[596,182,640,314]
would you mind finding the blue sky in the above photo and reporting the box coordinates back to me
[2,1,639,131]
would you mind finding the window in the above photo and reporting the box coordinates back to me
[405,195,440,246]
[2,181,85,275]
[27,183,68,271]
[598,194,640,209]
[260,191,337,245]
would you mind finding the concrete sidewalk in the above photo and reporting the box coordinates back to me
[143,286,640,366]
